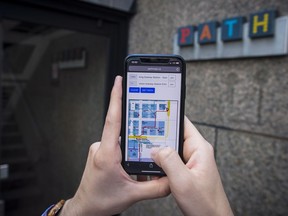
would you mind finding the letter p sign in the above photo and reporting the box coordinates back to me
[178,26,195,46]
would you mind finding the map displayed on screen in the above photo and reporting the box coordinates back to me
[127,99,178,162]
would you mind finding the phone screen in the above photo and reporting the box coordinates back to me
[122,55,185,175]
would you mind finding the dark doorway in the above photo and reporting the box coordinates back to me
[0,1,133,215]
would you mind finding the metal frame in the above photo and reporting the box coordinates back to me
[0,2,133,214]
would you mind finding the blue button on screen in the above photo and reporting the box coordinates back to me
[129,87,140,93]
[141,87,155,93]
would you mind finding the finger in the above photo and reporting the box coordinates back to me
[101,76,122,152]
[151,176,160,180]
[182,117,215,168]
[183,116,208,162]
[132,177,170,200]
[151,147,187,178]
[90,142,101,152]
[184,116,203,140]
[87,142,101,158]
[137,175,148,182]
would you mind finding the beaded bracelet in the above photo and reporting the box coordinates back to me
[48,200,65,216]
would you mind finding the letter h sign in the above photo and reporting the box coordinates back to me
[249,10,276,38]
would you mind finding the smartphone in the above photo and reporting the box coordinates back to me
[121,54,186,175]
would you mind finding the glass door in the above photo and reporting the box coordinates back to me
[0,19,109,216]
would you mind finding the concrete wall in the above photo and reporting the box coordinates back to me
[123,0,288,215]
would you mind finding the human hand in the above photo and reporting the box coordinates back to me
[60,76,170,216]
[151,116,233,216]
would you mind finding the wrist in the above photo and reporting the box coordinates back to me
[59,199,81,216]
[214,184,234,216]
[59,196,109,216]
[216,198,234,216]
[59,197,87,216]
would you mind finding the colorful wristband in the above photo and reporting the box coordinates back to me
[42,205,55,216]
[41,200,65,216]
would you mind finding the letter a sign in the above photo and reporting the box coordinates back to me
[198,22,217,44]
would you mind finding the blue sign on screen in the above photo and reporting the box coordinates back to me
[129,87,140,93]
[141,88,155,93]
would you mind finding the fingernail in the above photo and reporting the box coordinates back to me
[114,75,122,85]
[151,148,160,158]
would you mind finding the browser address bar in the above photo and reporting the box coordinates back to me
[129,66,180,72]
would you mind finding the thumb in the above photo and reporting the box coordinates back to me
[151,147,187,177]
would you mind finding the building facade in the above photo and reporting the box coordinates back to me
[0,0,287,216]
[123,1,288,215]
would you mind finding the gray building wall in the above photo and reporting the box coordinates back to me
[123,0,288,215]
